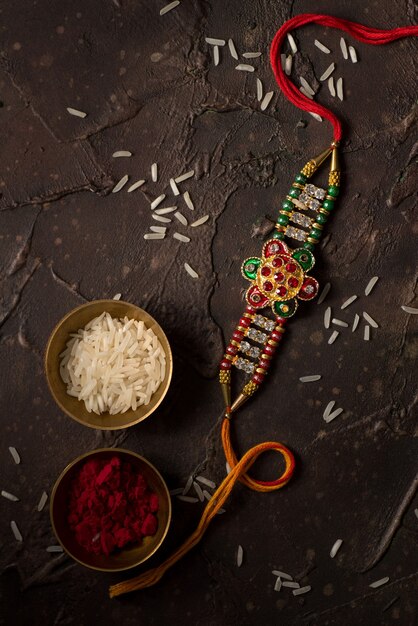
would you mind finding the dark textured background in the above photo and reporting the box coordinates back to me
[0,1,417,624]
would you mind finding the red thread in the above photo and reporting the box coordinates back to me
[270,14,418,142]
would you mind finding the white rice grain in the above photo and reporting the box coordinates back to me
[170,178,180,196]
[243,52,262,58]
[319,62,335,81]
[274,577,282,592]
[336,77,344,101]
[324,306,332,329]
[1,490,19,502]
[175,170,194,183]
[112,151,132,158]
[177,495,199,503]
[228,38,238,60]
[256,78,263,102]
[309,112,323,122]
[213,45,220,66]
[151,194,166,210]
[330,539,343,558]
[37,491,48,512]
[183,191,194,210]
[260,91,274,111]
[127,179,145,193]
[196,476,216,489]
[174,211,188,226]
[151,162,158,182]
[160,1,180,16]
[352,313,360,332]
[226,461,232,475]
[364,325,370,341]
[349,46,358,63]
[150,226,167,233]
[272,570,293,581]
[300,87,313,100]
[182,476,193,495]
[193,481,205,502]
[112,175,129,193]
[155,206,177,214]
[9,447,21,464]
[369,577,389,589]
[66,107,87,118]
[205,37,226,46]
[325,407,343,423]
[202,489,212,501]
[169,488,184,496]
[293,586,311,596]
[46,545,64,553]
[191,215,209,227]
[299,375,321,383]
[235,64,255,72]
[365,276,379,296]
[237,545,244,567]
[152,214,171,223]
[173,232,190,243]
[282,581,300,589]
[328,76,336,97]
[285,54,292,76]
[287,33,297,54]
[317,282,331,304]
[144,233,165,240]
[340,37,348,60]
[332,318,348,328]
[113,293,122,300]
[300,77,315,96]
[363,312,378,328]
[323,401,335,420]
[184,263,199,279]
[328,330,339,345]
[11,521,23,542]
[315,40,331,54]
[401,305,418,314]
[341,295,357,310]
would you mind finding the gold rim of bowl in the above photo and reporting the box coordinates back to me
[44,300,173,430]
[50,447,172,572]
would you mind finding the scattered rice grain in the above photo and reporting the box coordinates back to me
[1,490,19,502]
[315,40,331,54]
[160,1,180,15]
[184,263,199,279]
[46,545,64,553]
[325,407,343,423]
[113,293,122,300]
[309,112,323,122]
[169,488,184,496]
[144,233,166,240]
[152,214,171,223]
[235,64,255,72]
[155,206,177,215]
[364,325,370,341]
[177,495,199,503]
[293,586,311,596]
[183,191,194,210]
[228,38,238,60]
[112,175,129,193]
[300,76,315,96]
[151,194,166,210]
[340,37,348,60]
[37,491,48,512]
[256,78,263,102]
[213,45,220,66]
[196,476,216,489]
[174,211,188,226]
[285,54,293,76]
[170,178,180,196]
[193,481,205,502]
[328,76,336,97]
[9,447,21,465]
[226,461,231,474]
[332,318,348,328]
[300,87,313,100]
[151,162,158,182]
[173,232,190,243]
[369,577,389,589]
[260,91,274,111]
[365,276,379,296]
[274,577,282,592]
[243,52,262,58]
[272,570,293,581]
[202,489,212,501]
[319,62,335,81]
[287,33,297,54]
[352,313,360,332]
[341,295,357,309]
[328,330,339,345]
[282,581,300,589]
[191,215,209,227]
[66,107,87,118]
[349,45,358,63]
[317,282,331,304]
[336,77,344,101]
[11,521,23,542]
[324,306,332,329]
[182,476,193,495]
[323,401,335,420]
[127,179,145,193]
[175,170,194,183]
[205,37,226,46]
[237,545,244,567]
[299,375,321,383]
[150,226,167,233]
[112,151,132,158]
[401,305,418,314]
[363,311,378,328]
[330,539,343,558]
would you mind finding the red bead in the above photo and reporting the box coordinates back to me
[261,266,271,277]
[263,345,275,355]
[275,316,287,325]
[239,317,250,327]
[263,281,274,292]
[232,330,244,340]
[259,359,271,370]
[226,344,238,355]
[252,373,265,384]
[276,285,287,297]
[286,262,297,272]
[274,271,285,283]
[272,257,283,268]
[271,330,283,341]
[288,277,299,288]
[246,305,255,313]
[220,360,231,370]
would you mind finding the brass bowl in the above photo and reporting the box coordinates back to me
[50,447,172,572]
[45,300,172,430]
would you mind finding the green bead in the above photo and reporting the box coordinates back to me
[310,228,322,239]
[303,242,315,251]
[272,231,284,240]
[277,215,289,226]
[295,173,307,184]
[288,187,301,199]
[328,185,340,197]
[316,213,328,225]
[282,200,293,212]
[322,199,335,211]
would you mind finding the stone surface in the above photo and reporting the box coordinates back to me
[0,0,417,625]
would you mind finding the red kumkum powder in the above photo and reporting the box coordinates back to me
[67,456,159,556]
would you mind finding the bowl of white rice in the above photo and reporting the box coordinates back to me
[45,300,172,429]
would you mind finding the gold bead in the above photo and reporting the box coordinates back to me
[243,381,258,397]
[230,339,240,348]
[274,326,285,333]
[312,222,323,230]
[219,370,231,384]
[307,236,319,244]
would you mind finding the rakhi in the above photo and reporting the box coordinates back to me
[109,14,418,597]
